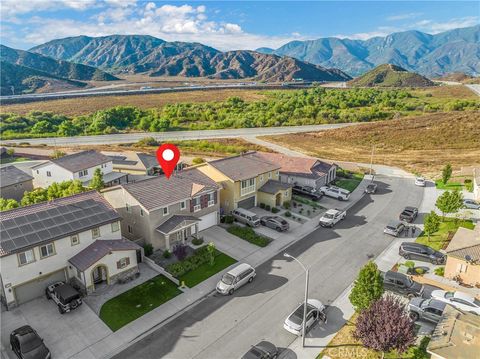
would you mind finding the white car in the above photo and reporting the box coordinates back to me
[319,209,346,227]
[319,186,350,201]
[431,290,480,315]
[463,199,480,210]
[283,299,327,336]
[414,177,426,187]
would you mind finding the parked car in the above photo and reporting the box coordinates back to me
[399,206,418,223]
[46,281,82,314]
[10,325,51,359]
[399,242,446,264]
[383,220,406,237]
[241,341,278,359]
[365,183,378,194]
[383,271,424,298]
[232,208,261,227]
[408,298,446,323]
[319,185,350,201]
[283,299,327,336]
[292,185,323,201]
[260,216,289,232]
[431,290,480,315]
[319,209,346,227]
[216,263,256,295]
[463,199,480,210]
[415,177,426,187]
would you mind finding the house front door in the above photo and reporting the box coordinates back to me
[92,266,106,284]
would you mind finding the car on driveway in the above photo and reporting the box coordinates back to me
[415,177,426,187]
[241,341,278,359]
[399,206,418,223]
[463,199,480,210]
[292,185,323,201]
[46,281,82,314]
[319,209,346,227]
[283,299,327,336]
[383,271,424,298]
[10,325,51,359]
[384,220,406,237]
[399,242,446,264]
[431,290,480,315]
[408,298,446,323]
[319,185,350,201]
[365,183,378,194]
[260,216,289,232]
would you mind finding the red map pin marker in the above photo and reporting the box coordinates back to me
[156,144,180,179]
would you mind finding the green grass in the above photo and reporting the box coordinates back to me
[292,195,324,209]
[435,180,463,190]
[227,225,270,247]
[0,157,29,164]
[335,172,365,192]
[416,218,475,250]
[99,275,182,331]
[179,252,236,288]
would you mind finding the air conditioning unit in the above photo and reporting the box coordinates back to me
[194,205,201,212]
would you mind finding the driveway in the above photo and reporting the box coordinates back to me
[1,297,111,359]
[200,226,259,261]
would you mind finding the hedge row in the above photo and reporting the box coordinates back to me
[166,246,215,277]
[227,225,270,247]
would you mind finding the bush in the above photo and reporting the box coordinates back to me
[163,250,171,258]
[192,157,205,165]
[285,211,292,217]
[192,237,204,246]
[225,215,234,224]
[165,245,219,277]
[227,225,270,247]
[265,205,271,211]
[259,203,266,209]
[271,207,279,213]
[434,267,445,277]
[283,201,291,209]
[414,267,426,275]
[143,243,154,257]
[173,243,188,261]
[464,179,473,192]
[404,261,415,269]
[136,137,158,147]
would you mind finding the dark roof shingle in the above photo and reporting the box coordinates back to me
[208,152,280,181]
[156,215,199,234]
[0,165,33,187]
[49,150,110,172]
[258,180,292,194]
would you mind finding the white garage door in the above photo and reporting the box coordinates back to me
[14,269,67,305]
[198,211,218,231]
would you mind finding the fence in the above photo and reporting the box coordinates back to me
[143,256,179,285]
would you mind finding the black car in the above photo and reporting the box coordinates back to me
[46,281,82,314]
[408,298,446,323]
[242,341,278,359]
[365,183,378,194]
[292,185,323,201]
[10,325,51,359]
[399,242,446,264]
[383,271,424,298]
[399,206,418,223]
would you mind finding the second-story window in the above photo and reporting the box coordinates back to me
[208,193,215,207]
[71,234,80,246]
[46,171,51,177]
[180,200,186,210]
[111,222,119,232]
[192,197,201,212]
[78,169,88,177]
[163,207,169,216]
[40,243,55,259]
[240,178,255,196]
[92,227,100,239]
[18,249,35,266]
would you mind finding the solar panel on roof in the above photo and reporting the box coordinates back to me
[31,222,46,231]
[2,220,16,230]
[1,231,10,240]
[7,227,22,239]
[57,223,72,233]
[46,208,61,217]
[42,218,56,228]
[63,212,75,221]
[69,220,83,229]
[21,224,35,234]
[24,213,39,222]
[50,215,67,226]
[96,213,109,221]
[47,227,63,237]
[1,240,15,251]
[37,229,51,241]
[16,236,29,247]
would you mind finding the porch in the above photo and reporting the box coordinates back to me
[257,180,292,208]
[155,215,201,250]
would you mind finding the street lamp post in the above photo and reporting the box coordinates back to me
[284,253,309,347]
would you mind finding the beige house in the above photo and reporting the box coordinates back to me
[197,152,292,214]
[102,168,220,251]
[427,305,480,359]
[444,226,480,286]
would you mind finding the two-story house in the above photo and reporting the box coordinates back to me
[0,191,141,309]
[31,150,128,188]
[102,168,220,251]
[197,152,292,213]
[0,165,34,201]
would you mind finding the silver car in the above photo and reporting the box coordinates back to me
[260,216,289,232]
[463,199,480,210]
[216,263,256,295]
[283,299,326,336]
[408,298,446,323]
[384,220,405,237]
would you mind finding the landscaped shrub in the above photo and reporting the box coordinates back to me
[166,245,221,277]
[227,225,270,247]
[143,243,154,257]
[434,267,445,277]
[173,243,188,261]
[192,157,205,165]
[283,201,291,209]
[464,179,473,192]
[192,237,204,246]
[259,203,266,209]
[163,250,171,258]
[404,261,415,269]
[225,215,234,224]
[414,267,426,275]
[265,205,271,211]
[271,207,279,213]
[285,211,292,217]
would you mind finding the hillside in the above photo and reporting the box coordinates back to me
[348,64,435,88]
[436,72,480,84]
[257,25,480,77]
[29,35,351,82]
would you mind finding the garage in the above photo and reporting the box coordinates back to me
[198,211,218,231]
[237,196,256,209]
[14,269,67,305]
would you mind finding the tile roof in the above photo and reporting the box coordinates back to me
[122,168,219,211]
[0,191,120,257]
[82,171,127,186]
[156,215,199,234]
[258,180,292,194]
[37,150,111,172]
[68,239,140,271]
[255,152,333,179]
[208,152,280,181]
[0,165,33,187]
[446,227,480,252]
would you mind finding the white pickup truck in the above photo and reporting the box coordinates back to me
[319,209,346,227]
[319,185,350,201]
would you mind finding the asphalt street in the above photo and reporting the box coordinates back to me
[113,175,424,359]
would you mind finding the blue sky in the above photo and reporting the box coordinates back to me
[1,1,479,50]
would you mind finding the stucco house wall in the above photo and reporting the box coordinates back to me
[0,180,33,201]
[444,256,480,286]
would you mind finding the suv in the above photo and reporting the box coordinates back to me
[319,209,346,227]
[408,298,446,323]
[216,263,256,295]
[260,216,289,232]
[384,220,405,237]
[46,282,82,314]
[383,271,424,298]
[399,207,418,223]
[232,208,261,227]
[292,185,323,201]
[10,325,51,359]
[399,242,445,264]
[319,186,350,201]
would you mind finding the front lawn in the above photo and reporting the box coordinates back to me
[335,172,365,192]
[416,218,475,250]
[99,275,182,331]
[435,180,463,190]
[180,252,236,288]
[227,225,270,247]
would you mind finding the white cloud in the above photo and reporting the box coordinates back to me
[1,0,97,16]
[387,12,422,21]
[410,16,479,33]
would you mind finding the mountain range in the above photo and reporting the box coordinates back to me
[257,25,480,77]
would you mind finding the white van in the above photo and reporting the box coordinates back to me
[231,208,261,227]
[216,263,256,295]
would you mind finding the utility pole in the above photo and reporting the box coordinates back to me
[369,145,375,176]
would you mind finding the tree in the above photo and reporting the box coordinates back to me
[423,211,441,241]
[21,188,48,206]
[192,157,205,165]
[349,261,384,312]
[436,190,463,219]
[0,198,19,211]
[207,242,216,266]
[354,295,416,356]
[442,164,452,185]
[90,168,104,190]
[51,150,66,159]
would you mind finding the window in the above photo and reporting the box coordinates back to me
[285,190,289,197]
[276,170,279,176]
[36,170,39,174]
[240,178,256,196]
[128,225,133,234]
[40,243,55,258]
[192,197,201,212]
[18,249,35,266]
[208,193,215,207]
[125,203,130,212]
[78,169,88,177]
[111,222,120,232]
[163,207,169,215]
[259,174,264,182]
[268,172,272,179]
[180,200,186,210]
[140,208,144,217]
[92,227,100,238]
[71,234,80,246]
[117,257,130,269]
[46,171,51,177]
